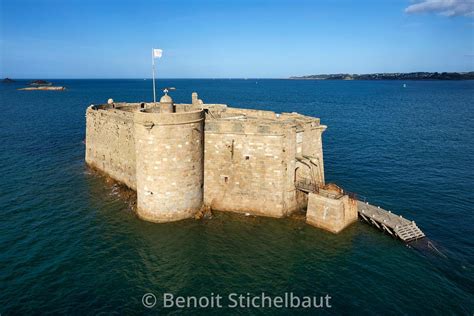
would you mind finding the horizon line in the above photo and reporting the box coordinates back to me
[4,70,473,80]
[5,77,288,80]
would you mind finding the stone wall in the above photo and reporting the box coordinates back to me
[133,110,205,222]
[85,106,137,190]
[203,119,301,217]
[306,192,358,233]
[85,97,327,224]
[301,123,326,185]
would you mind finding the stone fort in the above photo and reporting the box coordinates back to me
[85,91,358,233]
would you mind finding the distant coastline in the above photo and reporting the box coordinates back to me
[290,72,474,80]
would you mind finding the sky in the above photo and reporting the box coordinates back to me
[0,0,473,78]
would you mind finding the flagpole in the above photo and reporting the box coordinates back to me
[152,49,156,103]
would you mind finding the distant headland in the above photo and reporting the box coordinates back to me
[290,72,474,80]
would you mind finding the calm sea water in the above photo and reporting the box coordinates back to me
[0,79,473,315]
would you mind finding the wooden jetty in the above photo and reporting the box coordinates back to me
[357,201,425,242]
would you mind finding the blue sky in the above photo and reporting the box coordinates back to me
[0,0,473,78]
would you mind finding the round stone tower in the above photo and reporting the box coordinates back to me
[133,92,205,222]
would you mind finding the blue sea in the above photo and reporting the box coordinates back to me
[0,79,473,315]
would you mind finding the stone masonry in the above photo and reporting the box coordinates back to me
[306,184,358,233]
[85,91,357,233]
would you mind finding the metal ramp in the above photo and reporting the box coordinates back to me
[357,201,425,243]
[394,223,425,242]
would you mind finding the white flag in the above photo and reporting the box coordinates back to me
[153,48,163,58]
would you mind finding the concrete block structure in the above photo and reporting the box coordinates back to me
[306,184,358,233]
[85,90,356,233]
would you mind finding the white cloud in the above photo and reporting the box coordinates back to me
[405,0,474,17]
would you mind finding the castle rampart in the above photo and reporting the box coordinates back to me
[85,91,361,233]
[203,121,296,217]
[85,105,137,190]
